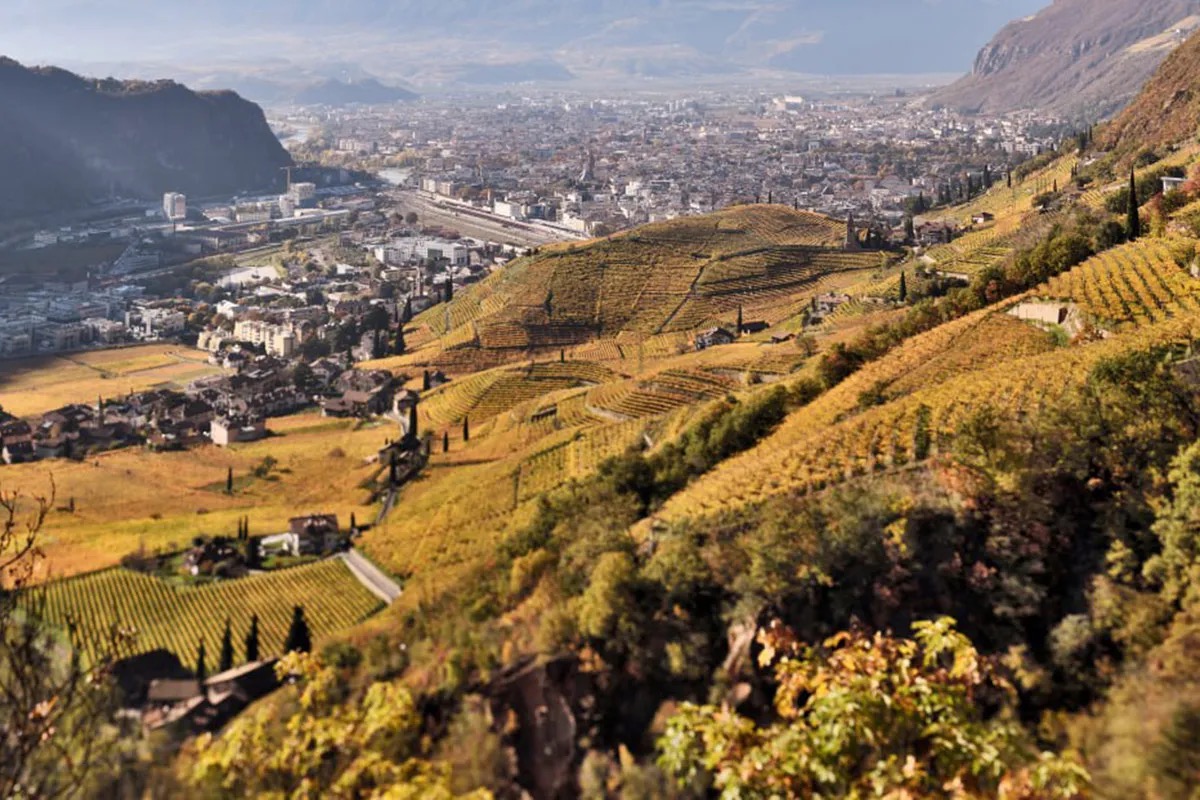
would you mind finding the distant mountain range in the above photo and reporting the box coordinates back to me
[932,0,1200,120]
[1,0,1048,84]
[0,58,291,220]
[293,78,417,107]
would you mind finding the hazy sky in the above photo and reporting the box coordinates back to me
[0,0,1052,80]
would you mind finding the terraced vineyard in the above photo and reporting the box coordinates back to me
[31,559,384,663]
[587,368,740,421]
[918,155,1085,281]
[366,411,659,589]
[652,307,1200,527]
[652,309,1200,527]
[1038,239,1200,325]
[924,222,1020,277]
[420,360,619,428]
[406,205,887,361]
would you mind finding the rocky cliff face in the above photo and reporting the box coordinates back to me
[932,0,1200,120]
[1101,26,1200,162]
[0,58,292,220]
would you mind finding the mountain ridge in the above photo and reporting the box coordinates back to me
[932,0,1200,120]
[1101,26,1200,160]
[1,1,1048,80]
[0,57,292,219]
[293,77,417,106]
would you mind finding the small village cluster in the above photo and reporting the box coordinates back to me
[0,354,429,465]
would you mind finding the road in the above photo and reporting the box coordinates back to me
[339,549,402,604]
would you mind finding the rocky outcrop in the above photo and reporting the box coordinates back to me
[486,658,590,800]
[1101,27,1200,162]
[0,58,292,220]
[932,0,1200,120]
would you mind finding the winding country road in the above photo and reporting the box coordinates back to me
[338,549,402,604]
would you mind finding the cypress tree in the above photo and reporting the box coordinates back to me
[1127,168,1141,241]
[899,271,908,303]
[226,467,233,495]
[422,370,431,391]
[218,618,234,673]
[242,534,259,569]
[195,639,207,683]
[1006,171,1012,190]
[244,614,260,663]
[443,431,450,453]
[736,306,744,335]
[350,512,357,530]
[284,605,312,653]
[462,417,470,442]
[408,403,418,439]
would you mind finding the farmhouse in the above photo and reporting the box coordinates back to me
[741,320,770,334]
[323,369,397,418]
[1,420,34,464]
[210,417,268,447]
[694,327,736,351]
[141,659,280,734]
[809,292,852,322]
[272,514,345,556]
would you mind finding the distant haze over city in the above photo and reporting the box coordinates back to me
[1,0,1049,89]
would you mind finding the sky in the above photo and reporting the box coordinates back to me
[0,0,1052,82]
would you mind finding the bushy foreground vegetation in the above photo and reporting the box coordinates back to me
[178,338,1200,797]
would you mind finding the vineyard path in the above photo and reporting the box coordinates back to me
[339,549,402,604]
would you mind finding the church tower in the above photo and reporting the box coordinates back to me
[579,150,596,184]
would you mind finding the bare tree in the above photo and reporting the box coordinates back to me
[0,478,123,799]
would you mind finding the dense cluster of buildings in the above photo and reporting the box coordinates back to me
[0,280,184,356]
[286,88,1065,238]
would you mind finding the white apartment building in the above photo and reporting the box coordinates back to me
[163,192,187,221]
[374,237,469,267]
[233,320,298,359]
